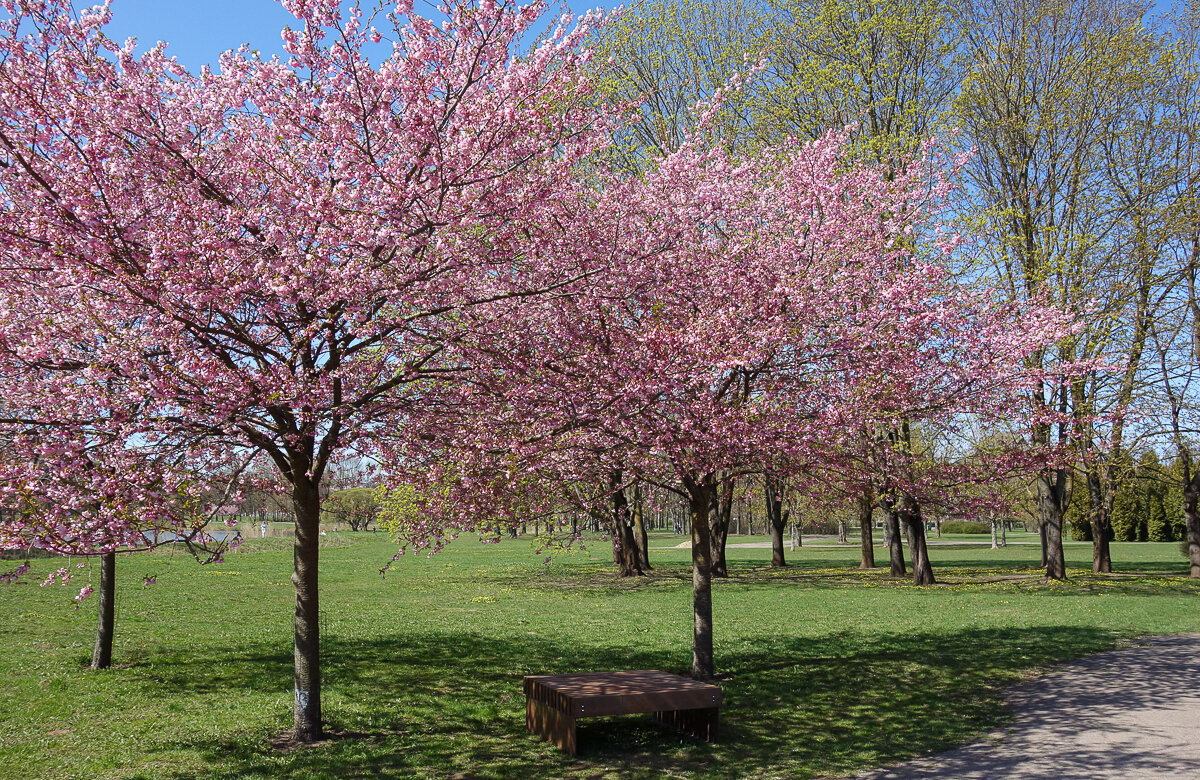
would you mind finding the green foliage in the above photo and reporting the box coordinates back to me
[1136,453,1161,543]
[321,487,379,531]
[940,520,991,534]
[588,0,771,170]
[1167,458,1188,541]
[1065,470,1093,541]
[1112,478,1144,542]
[589,0,959,172]
[1107,453,1180,542]
[373,482,420,537]
[1148,491,1171,542]
[765,0,961,163]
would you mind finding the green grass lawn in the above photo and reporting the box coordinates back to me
[1,530,1197,779]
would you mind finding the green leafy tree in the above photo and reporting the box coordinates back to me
[591,0,961,167]
[1148,488,1171,541]
[955,0,1176,575]
[1111,474,1143,542]
[1065,468,1093,541]
[1166,457,1188,540]
[764,0,962,162]
[589,0,770,169]
[1157,1,1200,578]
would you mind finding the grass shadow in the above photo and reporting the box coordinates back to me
[136,624,1123,779]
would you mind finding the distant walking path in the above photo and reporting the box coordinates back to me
[660,538,1041,549]
[856,634,1200,780]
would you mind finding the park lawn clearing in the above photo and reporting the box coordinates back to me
[1,531,1198,779]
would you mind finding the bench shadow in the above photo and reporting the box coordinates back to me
[124,624,1145,780]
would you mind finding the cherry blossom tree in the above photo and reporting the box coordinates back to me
[392,128,1075,678]
[0,0,613,740]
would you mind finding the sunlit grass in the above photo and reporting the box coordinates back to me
[1,530,1196,779]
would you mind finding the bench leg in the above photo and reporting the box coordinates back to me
[653,707,719,743]
[527,697,577,755]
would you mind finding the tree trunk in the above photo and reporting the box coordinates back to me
[292,476,323,742]
[1184,465,1200,578]
[709,475,732,578]
[607,507,620,565]
[837,518,848,544]
[990,515,999,550]
[632,483,652,571]
[769,520,786,567]
[1040,522,1048,567]
[898,493,934,585]
[1177,241,1200,578]
[1087,470,1112,573]
[858,487,875,569]
[610,471,645,577]
[685,476,716,680]
[765,474,787,567]
[878,491,905,576]
[1038,468,1069,581]
[90,551,116,670]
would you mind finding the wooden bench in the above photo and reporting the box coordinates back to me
[523,670,721,755]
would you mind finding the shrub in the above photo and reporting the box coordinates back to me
[940,520,990,535]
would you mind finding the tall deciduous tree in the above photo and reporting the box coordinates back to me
[955,0,1166,578]
[1158,0,1200,578]
[595,0,969,576]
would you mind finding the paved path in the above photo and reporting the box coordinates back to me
[856,634,1200,779]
